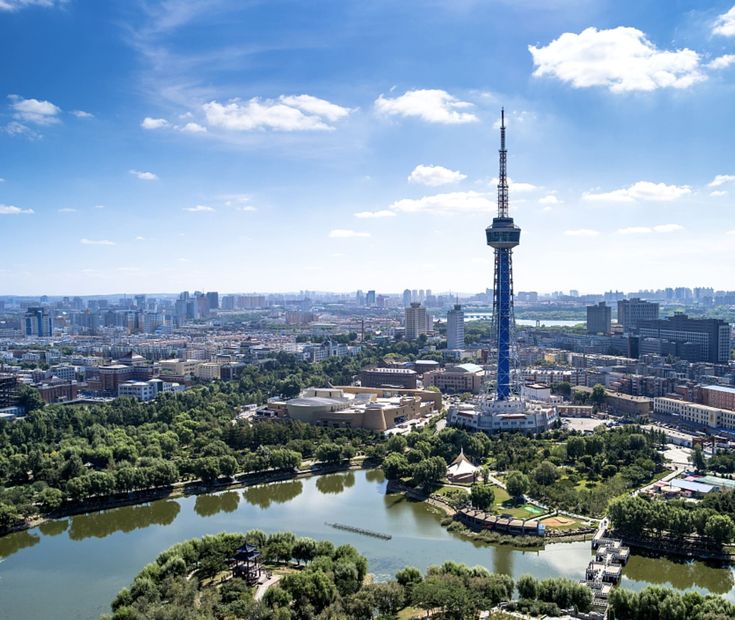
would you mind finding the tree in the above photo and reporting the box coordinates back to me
[412,456,447,489]
[533,461,559,486]
[590,384,606,408]
[692,445,707,472]
[17,384,44,413]
[517,574,539,599]
[506,471,529,499]
[566,436,586,462]
[704,514,735,546]
[292,537,318,565]
[470,483,495,511]
[315,443,342,463]
[382,453,410,480]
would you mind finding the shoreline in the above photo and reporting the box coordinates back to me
[1,459,373,539]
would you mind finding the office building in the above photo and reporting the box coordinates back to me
[405,302,427,340]
[702,385,735,412]
[423,363,484,394]
[24,307,53,337]
[587,302,611,335]
[359,367,418,389]
[638,314,731,363]
[446,304,465,349]
[366,290,376,307]
[402,289,412,308]
[206,291,219,310]
[617,298,659,331]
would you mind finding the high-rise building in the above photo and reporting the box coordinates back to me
[355,290,365,306]
[617,298,659,331]
[402,289,412,308]
[446,304,465,349]
[206,291,219,310]
[24,307,53,337]
[587,302,611,335]
[405,302,427,340]
[366,290,376,307]
[638,314,731,363]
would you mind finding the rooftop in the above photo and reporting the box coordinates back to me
[703,385,735,396]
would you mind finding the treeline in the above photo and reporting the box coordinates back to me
[608,494,735,546]
[107,531,596,620]
[0,350,402,530]
[608,585,735,620]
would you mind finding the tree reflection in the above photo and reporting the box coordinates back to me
[316,471,356,495]
[68,500,180,540]
[242,480,303,509]
[365,468,385,483]
[194,492,240,517]
[0,530,40,559]
[625,554,735,594]
[38,519,69,537]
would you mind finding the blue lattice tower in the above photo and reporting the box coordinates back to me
[485,109,521,401]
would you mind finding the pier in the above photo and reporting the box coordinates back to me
[325,522,392,540]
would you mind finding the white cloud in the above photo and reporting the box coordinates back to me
[529,27,704,92]
[618,224,684,234]
[408,164,467,187]
[94,204,105,209]
[58,208,77,213]
[707,54,735,70]
[9,95,61,125]
[328,229,371,238]
[390,191,493,215]
[237,205,256,212]
[0,0,63,11]
[141,117,169,129]
[180,122,206,133]
[129,169,158,181]
[71,110,93,118]
[0,204,33,215]
[184,205,215,213]
[538,194,561,205]
[489,177,538,193]
[80,238,115,246]
[708,174,735,187]
[4,121,39,138]
[203,95,351,132]
[713,6,735,37]
[375,89,478,124]
[710,190,728,197]
[728,229,735,236]
[582,181,691,202]
[564,229,600,237]
[354,210,396,219]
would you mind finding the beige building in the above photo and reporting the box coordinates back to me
[283,386,441,432]
[159,359,201,377]
[654,397,735,430]
[423,363,484,394]
[196,362,222,380]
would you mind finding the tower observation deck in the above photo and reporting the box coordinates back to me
[486,109,521,401]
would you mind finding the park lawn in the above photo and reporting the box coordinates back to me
[433,485,469,498]
[491,485,541,519]
[397,607,423,619]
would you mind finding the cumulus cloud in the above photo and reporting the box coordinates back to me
[129,169,158,181]
[538,194,562,205]
[328,229,371,238]
[408,164,467,187]
[389,191,493,215]
[58,208,77,213]
[582,181,691,202]
[710,190,728,197]
[203,95,351,131]
[375,89,478,124]
[0,204,33,215]
[707,54,735,70]
[564,229,600,237]
[183,205,215,213]
[180,122,206,133]
[141,117,169,129]
[713,6,735,37]
[529,27,704,92]
[708,174,735,187]
[354,210,396,219]
[489,177,538,193]
[71,110,93,118]
[618,224,684,234]
[9,95,61,125]
[80,238,115,245]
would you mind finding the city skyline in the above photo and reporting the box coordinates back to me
[2,1,735,295]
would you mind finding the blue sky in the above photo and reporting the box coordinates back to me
[1,0,735,296]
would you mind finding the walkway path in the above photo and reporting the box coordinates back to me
[254,574,281,601]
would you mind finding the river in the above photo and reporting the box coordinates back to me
[0,470,733,619]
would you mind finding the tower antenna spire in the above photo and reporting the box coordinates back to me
[497,108,509,218]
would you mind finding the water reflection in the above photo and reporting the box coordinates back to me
[194,491,240,517]
[0,530,40,559]
[492,544,514,576]
[625,553,735,594]
[242,480,303,509]
[38,519,69,537]
[316,471,355,495]
[68,500,180,540]
[365,468,385,484]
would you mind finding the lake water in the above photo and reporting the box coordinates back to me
[0,470,732,619]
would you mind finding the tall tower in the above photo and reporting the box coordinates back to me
[486,109,521,401]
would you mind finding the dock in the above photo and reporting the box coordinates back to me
[325,522,392,540]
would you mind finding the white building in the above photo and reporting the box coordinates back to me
[118,379,183,401]
[446,304,465,350]
[405,303,428,340]
[448,397,558,434]
[654,397,735,431]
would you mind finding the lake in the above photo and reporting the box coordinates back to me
[0,470,732,619]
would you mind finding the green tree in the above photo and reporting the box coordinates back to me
[591,384,606,408]
[470,483,495,511]
[533,460,559,486]
[506,471,529,499]
[17,384,45,412]
[692,445,707,472]
[412,456,447,489]
[382,453,410,480]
